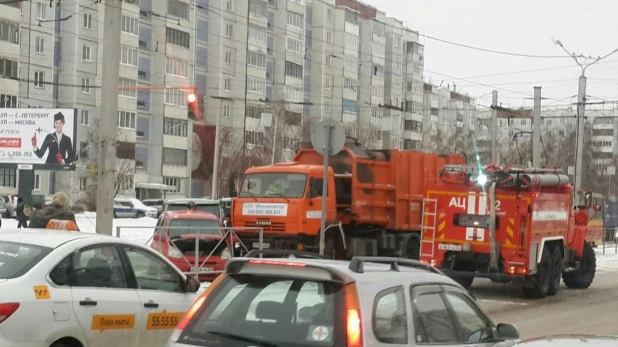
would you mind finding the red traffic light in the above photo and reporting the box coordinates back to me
[187,93,197,103]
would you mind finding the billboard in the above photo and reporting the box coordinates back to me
[0,108,77,170]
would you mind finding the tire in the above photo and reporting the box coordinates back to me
[522,246,551,298]
[563,242,596,289]
[446,256,474,288]
[136,211,145,218]
[403,237,420,260]
[547,246,563,296]
[51,342,74,347]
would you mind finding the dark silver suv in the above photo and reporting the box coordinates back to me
[167,251,520,347]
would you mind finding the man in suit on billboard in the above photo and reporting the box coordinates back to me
[32,112,74,165]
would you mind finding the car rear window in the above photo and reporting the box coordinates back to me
[180,275,344,346]
[0,241,52,279]
[166,204,220,218]
[168,219,222,237]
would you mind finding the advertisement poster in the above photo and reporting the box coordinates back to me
[0,108,77,170]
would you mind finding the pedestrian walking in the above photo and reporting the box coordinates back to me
[15,197,30,228]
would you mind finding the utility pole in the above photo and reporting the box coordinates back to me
[95,0,123,235]
[210,96,232,199]
[491,90,498,163]
[552,39,618,190]
[532,86,542,167]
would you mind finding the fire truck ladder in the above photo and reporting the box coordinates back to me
[420,198,438,258]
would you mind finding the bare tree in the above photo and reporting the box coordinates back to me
[433,128,476,160]
[256,100,303,164]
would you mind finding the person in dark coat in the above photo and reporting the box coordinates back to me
[15,197,28,228]
[32,112,75,165]
[28,192,79,230]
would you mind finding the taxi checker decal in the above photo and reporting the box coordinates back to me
[146,310,185,330]
[91,314,136,332]
[33,285,51,300]
[306,325,332,342]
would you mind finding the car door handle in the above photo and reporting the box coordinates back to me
[79,300,97,306]
[144,302,159,308]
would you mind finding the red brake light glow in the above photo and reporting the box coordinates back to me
[344,283,363,347]
[248,259,306,267]
[0,303,19,324]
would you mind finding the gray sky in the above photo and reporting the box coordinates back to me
[362,0,618,111]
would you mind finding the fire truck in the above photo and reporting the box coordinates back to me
[419,163,597,298]
[231,146,464,259]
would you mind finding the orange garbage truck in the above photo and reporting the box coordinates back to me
[418,163,597,298]
[231,146,465,259]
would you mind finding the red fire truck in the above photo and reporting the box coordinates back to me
[419,163,598,298]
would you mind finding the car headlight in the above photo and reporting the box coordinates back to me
[168,248,183,259]
[221,247,232,259]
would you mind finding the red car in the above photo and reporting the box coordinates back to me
[151,210,232,281]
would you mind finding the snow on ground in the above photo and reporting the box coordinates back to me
[594,244,618,273]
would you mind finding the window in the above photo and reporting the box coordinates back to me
[124,246,184,292]
[248,25,266,42]
[326,31,332,43]
[444,292,492,343]
[183,277,339,345]
[82,45,92,61]
[36,3,46,20]
[0,169,16,187]
[163,117,188,137]
[224,78,231,91]
[34,174,40,190]
[286,37,303,54]
[225,0,233,11]
[249,0,266,16]
[34,71,44,89]
[327,8,332,21]
[168,0,189,20]
[80,110,89,125]
[373,286,408,344]
[286,11,303,28]
[344,8,358,25]
[164,89,187,107]
[79,177,87,191]
[116,142,136,159]
[284,86,302,102]
[118,110,136,129]
[373,64,384,77]
[372,42,385,57]
[0,20,19,45]
[344,55,358,71]
[81,77,91,94]
[246,104,265,119]
[372,86,384,99]
[413,292,458,343]
[244,130,263,146]
[225,51,232,65]
[324,75,333,90]
[0,94,17,108]
[71,246,128,288]
[83,13,92,29]
[165,57,189,77]
[163,147,188,166]
[344,33,358,48]
[0,58,18,80]
[163,177,181,193]
[285,61,302,78]
[121,15,138,35]
[166,27,190,49]
[247,77,266,95]
[35,36,45,54]
[222,104,231,118]
[225,24,233,38]
[344,78,358,92]
[247,50,266,68]
[342,99,358,114]
[118,78,137,98]
[0,242,51,280]
[79,141,89,159]
[120,46,138,66]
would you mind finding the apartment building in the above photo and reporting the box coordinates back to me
[400,27,424,150]
[0,0,197,202]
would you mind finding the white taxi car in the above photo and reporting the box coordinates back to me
[0,228,202,347]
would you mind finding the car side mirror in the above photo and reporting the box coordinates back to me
[186,275,200,293]
[496,323,519,340]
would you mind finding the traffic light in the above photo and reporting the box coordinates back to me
[187,90,202,121]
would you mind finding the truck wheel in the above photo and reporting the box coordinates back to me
[522,246,551,298]
[563,242,596,289]
[547,247,563,296]
[403,237,420,260]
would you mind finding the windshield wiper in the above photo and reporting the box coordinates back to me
[206,330,277,347]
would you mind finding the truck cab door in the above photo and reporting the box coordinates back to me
[308,177,336,219]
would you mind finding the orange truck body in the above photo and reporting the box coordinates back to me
[231,146,464,258]
[418,164,597,297]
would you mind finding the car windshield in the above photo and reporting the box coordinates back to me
[168,219,222,238]
[0,241,52,279]
[180,275,342,346]
[166,203,220,219]
[239,173,307,198]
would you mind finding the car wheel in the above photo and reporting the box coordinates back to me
[136,211,145,218]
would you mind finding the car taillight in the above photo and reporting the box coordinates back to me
[248,259,306,267]
[170,274,226,342]
[343,283,363,347]
[0,303,19,324]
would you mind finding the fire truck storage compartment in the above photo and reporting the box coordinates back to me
[293,147,465,233]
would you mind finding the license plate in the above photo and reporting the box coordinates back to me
[438,243,463,251]
[253,242,270,249]
[190,266,213,273]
